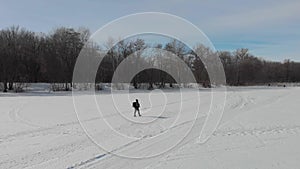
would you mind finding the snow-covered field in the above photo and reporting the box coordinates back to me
[1,86,300,169]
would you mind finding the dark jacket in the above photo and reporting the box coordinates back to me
[133,102,140,109]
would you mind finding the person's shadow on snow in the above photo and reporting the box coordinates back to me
[141,115,169,119]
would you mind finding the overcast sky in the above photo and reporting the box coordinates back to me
[1,0,299,61]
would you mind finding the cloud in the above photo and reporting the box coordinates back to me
[205,1,300,33]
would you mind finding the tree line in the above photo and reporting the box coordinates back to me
[0,26,299,92]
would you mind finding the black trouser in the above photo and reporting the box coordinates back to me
[134,108,141,116]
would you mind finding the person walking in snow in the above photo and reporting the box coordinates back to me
[133,99,141,117]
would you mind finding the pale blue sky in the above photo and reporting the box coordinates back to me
[1,0,299,61]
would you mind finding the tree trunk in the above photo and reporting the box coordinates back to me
[8,82,13,90]
[148,82,153,90]
[65,82,69,91]
[133,81,138,89]
[3,82,8,92]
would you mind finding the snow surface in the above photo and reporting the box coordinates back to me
[0,86,300,169]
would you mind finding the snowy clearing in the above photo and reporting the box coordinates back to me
[0,86,299,169]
